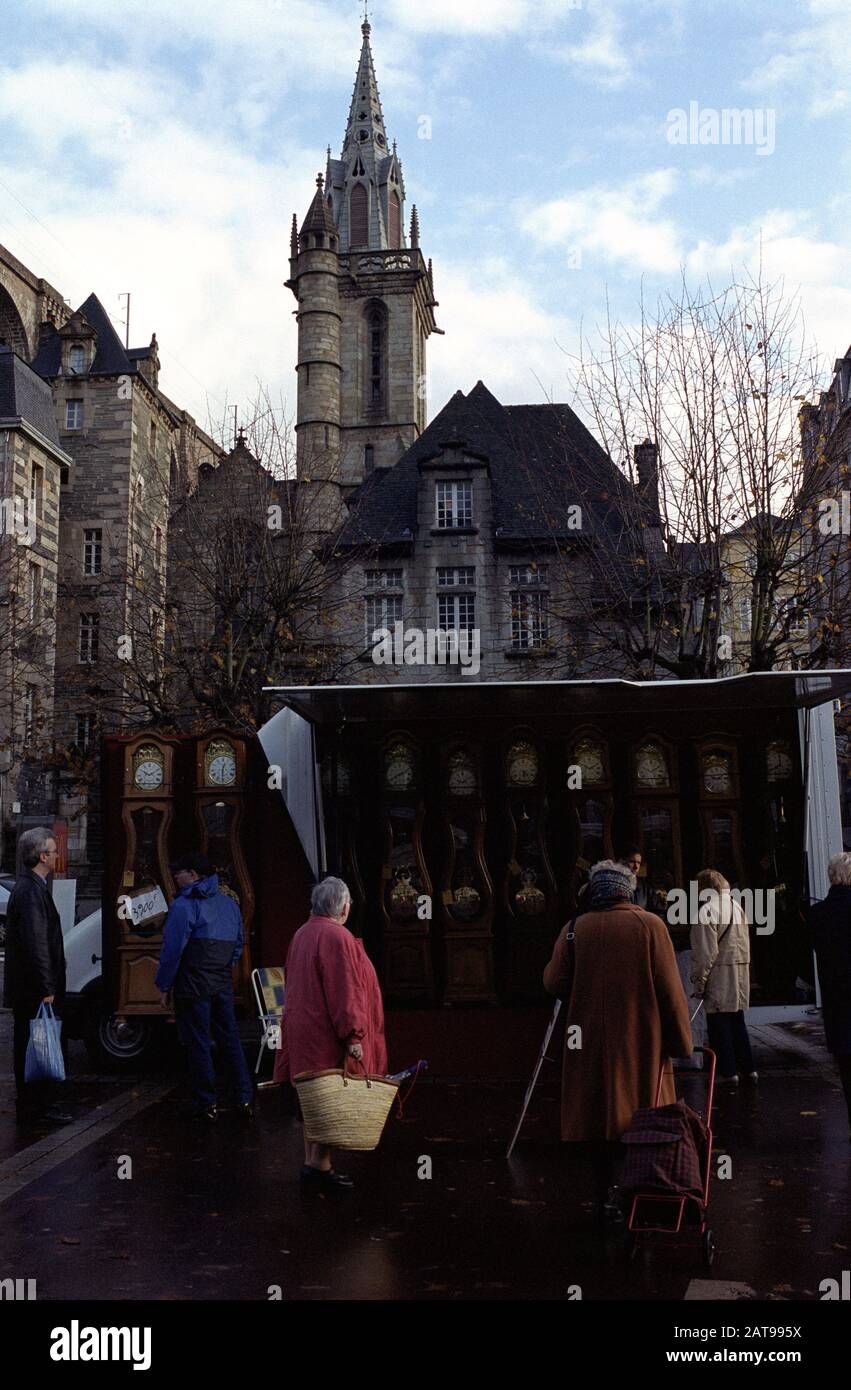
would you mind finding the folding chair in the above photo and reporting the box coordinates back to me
[251,966,286,1076]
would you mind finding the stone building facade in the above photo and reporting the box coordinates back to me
[0,247,221,900]
[0,347,71,853]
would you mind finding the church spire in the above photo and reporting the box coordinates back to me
[325,19,406,253]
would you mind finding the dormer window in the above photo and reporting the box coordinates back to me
[436,480,473,529]
[69,343,86,374]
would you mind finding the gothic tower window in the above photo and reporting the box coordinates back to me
[350,183,368,245]
[365,303,387,413]
[364,443,375,473]
[389,191,401,249]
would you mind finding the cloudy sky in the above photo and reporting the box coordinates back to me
[1,0,849,438]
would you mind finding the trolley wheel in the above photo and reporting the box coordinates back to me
[702,1228,716,1269]
[625,1231,641,1264]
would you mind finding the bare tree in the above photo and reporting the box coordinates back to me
[515,267,836,678]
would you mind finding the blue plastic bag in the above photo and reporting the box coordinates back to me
[24,1003,65,1084]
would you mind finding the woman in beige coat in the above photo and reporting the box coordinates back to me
[543,859,692,1221]
[690,868,756,1085]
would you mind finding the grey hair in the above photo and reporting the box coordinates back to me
[311,876,352,919]
[828,852,851,886]
[19,826,55,869]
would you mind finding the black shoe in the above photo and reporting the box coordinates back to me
[42,1108,74,1126]
[299,1165,354,1194]
[235,1102,254,1123]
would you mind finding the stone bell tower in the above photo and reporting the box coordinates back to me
[288,18,441,513]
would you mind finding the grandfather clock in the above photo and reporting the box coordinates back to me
[438,744,496,1004]
[696,737,745,887]
[194,732,253,1003]
[117,736,178,1015]
[503,732,558,999]
[631,734,683,896]
[566,728,614,908]
[379,734,434,1002]
[321,743,366,938]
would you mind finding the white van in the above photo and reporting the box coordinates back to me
[63,908,170,1068]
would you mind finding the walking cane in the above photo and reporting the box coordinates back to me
[506,999,562,1159]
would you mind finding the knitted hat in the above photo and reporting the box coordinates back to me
[588,858,636,904]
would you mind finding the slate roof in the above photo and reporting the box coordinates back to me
[0,345,63,448]
[339,381,649,560]
[31,292,138,378]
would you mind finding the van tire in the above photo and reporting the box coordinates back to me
[85,1013,162,1070]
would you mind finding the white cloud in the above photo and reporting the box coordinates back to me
[522,170,682,275]
[427,259,576,407]
[546,8,633,88]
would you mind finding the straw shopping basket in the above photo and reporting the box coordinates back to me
[294,1059,400,1151]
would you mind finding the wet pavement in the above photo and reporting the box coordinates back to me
[0,1008,849,1301]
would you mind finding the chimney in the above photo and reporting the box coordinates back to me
[634,438,660,525]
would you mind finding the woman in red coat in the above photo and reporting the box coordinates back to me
[274,877,387,1192]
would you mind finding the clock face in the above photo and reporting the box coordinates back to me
[703,753,732,795]
[575,738,605,786]
[448,751,476,796]
[133,747,164,790]
[507,741,538,787]
[636,743,669,789]
[209,755,236,787]
[385,743,415,791]
[767,741,792,782]
[204,739,237,788]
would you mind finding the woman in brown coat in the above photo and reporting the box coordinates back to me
[543,859,692,1220]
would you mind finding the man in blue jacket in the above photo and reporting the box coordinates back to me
[156,852,253,1122]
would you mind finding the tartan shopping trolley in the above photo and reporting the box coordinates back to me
[621,1046,718,1268]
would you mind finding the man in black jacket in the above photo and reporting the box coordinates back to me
[810,851,851,1137]
[3,826,70,1125]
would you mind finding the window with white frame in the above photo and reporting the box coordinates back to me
[79,612,100,663]
[781,598,809,639]
[437,566,475,588]
[68,344,85,374]
[83,527,102,576]
[509,563,549,587]
[435,480,472,529]
[438,592,475,632]
[76,712,97,753]
[66,399,83,429]
[511,591,549,649]
[365,569,403,590]
[365,593,402,644]
[736,596,752,633]
[365,568,403,644]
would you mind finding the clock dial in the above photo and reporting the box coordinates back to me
[507,740,538,787]
[385,743,415,791]
[208,755,236,786]
[767,741,792,782]
[447,751,476,796]
[636,742,669,789]
[133,747,164,790]
[703,753,732,795]
[574,738,605,786]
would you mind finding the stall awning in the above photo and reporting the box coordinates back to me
[263,670,851,726]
